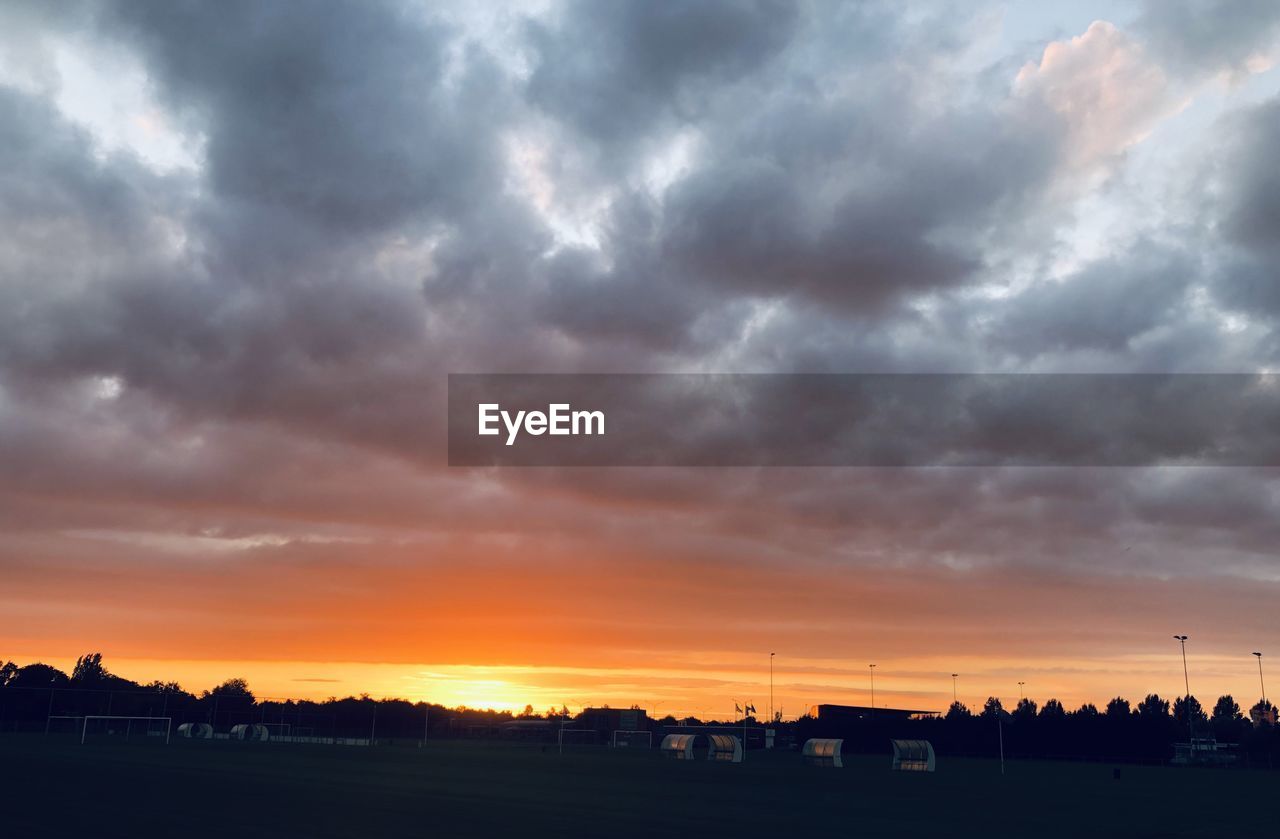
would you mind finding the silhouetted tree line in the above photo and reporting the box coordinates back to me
[793,694,1280,768]
[0,654,530,740]
[4,654,1279,765]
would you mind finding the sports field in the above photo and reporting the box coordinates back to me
[2,735,1270,838]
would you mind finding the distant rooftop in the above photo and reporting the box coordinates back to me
[808,703,938,719]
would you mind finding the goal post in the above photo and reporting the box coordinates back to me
[80,715,172,745]
[556,728,599,751]
[611,730,652,749]
[45,715,86,735]
[262,722,292,738]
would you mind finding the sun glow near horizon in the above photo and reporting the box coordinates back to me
[10,648,1274,722]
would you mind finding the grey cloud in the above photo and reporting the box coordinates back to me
[1209,97,1280,317]
[525,0,799,147]
[1,0,1279,613]
[995,242,1197,357]
[101,0,510,233]
[1138,0,1280,77]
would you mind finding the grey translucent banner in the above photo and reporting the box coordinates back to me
[447,374,1280,466]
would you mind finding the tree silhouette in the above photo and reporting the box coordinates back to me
[1249,699,1276,726]
[1105,696,1131,718]
[146,680,186,696]
[1014,697,1038,721]
[1040,699,1066,720]
[981,697,1004,719]
[1212,695,1242,724]
[945,701,971,720]
[1137,694,1169,719]
[1172,695,1207,727]
[205,678,254,702]
[9,662,70,689]
[1073,703,1099,717]
[71,653,110,685]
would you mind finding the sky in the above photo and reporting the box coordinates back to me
[1,0,1279,718]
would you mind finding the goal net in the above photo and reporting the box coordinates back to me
[611,730,652,749]
[557,728,600,750]
[262,722,292,738]
[45,715,85,736]
[79,715,172,745]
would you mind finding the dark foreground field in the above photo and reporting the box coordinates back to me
[1,735,1271,838]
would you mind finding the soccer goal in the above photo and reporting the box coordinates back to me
[557,728,600,752]
[45,715,85,736]
[80,715,172,745]
[611,730,652,749]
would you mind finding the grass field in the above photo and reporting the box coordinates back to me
[2,734,1272,838]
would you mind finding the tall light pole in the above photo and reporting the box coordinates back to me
[951,674,958,704]
[1174,635,1193,743]
[769,653,775,725]
[1253,652,1266,704]
[869,664,876,716]
[1018,681,1025,702]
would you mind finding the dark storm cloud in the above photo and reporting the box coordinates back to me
[514,2,1068,324]
[994,242,1197,356]
[525,0,800,147]
[0,87,174,287]
[0,1,515,462]
[1209,98,1280,319]
[99,0,508,232]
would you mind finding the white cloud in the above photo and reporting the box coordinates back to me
[1015,20,1186,174]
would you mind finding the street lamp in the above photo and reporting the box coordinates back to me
[1174,635,1193,743]
[951,674,958,704]
[1253,652,1266,704]
[869,664,876,716]
[1018,681,1025,702]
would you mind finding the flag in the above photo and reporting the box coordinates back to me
[735,703,742,714]
[746,703,756,715]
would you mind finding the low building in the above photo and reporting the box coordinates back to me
[807,704,938,723]
[575,707,650,739]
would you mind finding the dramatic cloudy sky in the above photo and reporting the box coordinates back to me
[2,0,1279,715]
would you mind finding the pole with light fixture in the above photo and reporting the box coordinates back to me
[869,664,876,717]
[1253,652,1266,705]
[1174,635,1193,744]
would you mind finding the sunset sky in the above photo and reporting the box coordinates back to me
[2,1,1280,719]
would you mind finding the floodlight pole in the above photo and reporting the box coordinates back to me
[869,664,876,717]
[1174,635,1192,744]
[1253,652,1266,704]
[951,674,958,704]
[1018,682,1025,702]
